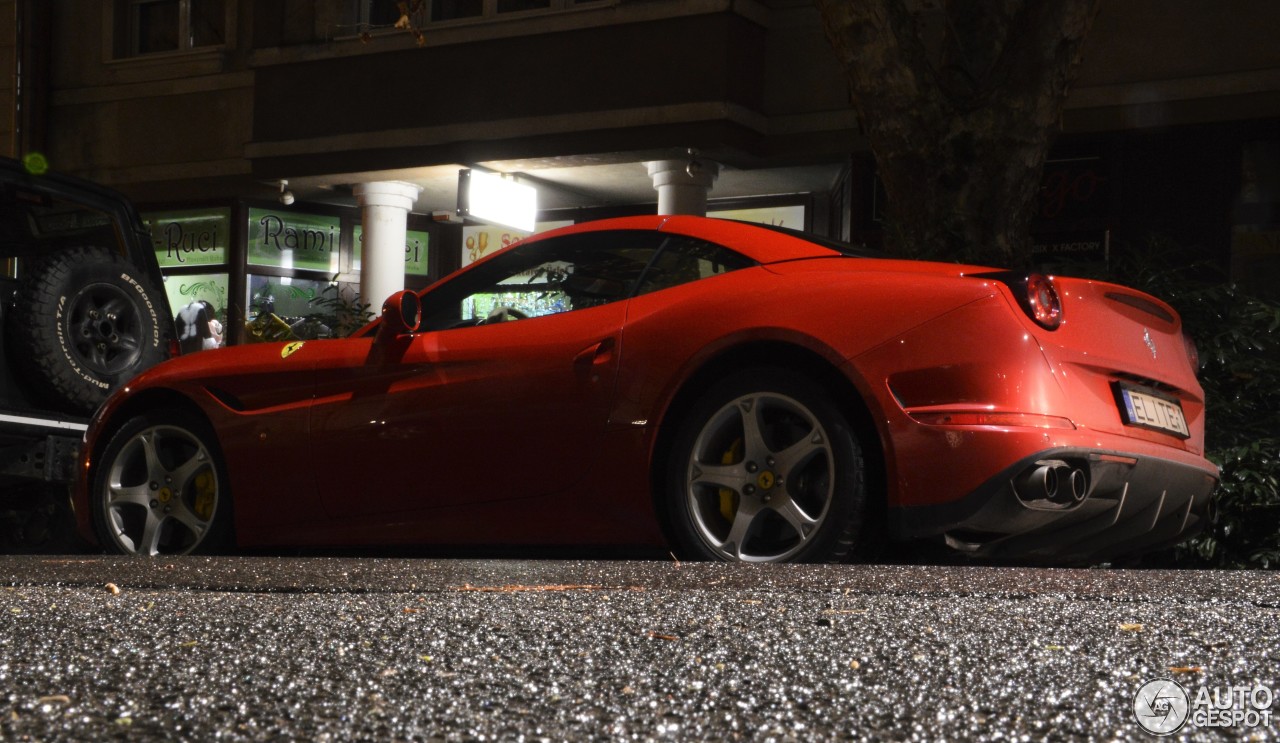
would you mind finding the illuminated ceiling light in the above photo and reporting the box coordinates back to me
[457,169,537,232]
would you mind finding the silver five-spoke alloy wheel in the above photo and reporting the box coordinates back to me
[684,391,836,562]
[97,421,223,555]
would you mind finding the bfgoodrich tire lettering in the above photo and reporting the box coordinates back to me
[666,368,869,563]
[11,246,168,414]
[92,410,233,556]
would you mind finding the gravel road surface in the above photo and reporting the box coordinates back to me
[1,556,1277,741]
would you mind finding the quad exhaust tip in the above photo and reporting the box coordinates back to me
[1014,461,1089,505]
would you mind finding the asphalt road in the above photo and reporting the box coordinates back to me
[0,556,1277,741]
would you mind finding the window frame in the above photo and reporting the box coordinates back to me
[348,0,610,34]
[418,230,754,332]
[111,0,229,59]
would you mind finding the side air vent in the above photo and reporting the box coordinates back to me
[206,386,246,412]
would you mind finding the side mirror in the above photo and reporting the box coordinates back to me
[374,290,422,344]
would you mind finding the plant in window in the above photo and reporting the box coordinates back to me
[298,282,375,339]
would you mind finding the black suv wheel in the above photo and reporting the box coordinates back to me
[11,245,169,415]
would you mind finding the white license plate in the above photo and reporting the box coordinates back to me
[1117,386,1190,439]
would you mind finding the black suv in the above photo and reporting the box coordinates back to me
[1,157,175,550]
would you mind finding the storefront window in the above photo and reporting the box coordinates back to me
[146,208,230,268]
[245,275,348,343]
[352,226,431,276]
[165,273,228,317]
[144,208,232,353]
[461,221,573,269]
[165,273,229,352]
[708,204,807,230]
[1029,156,1110,271]
[247,208,341,273]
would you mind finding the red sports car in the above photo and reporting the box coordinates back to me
[73,216,1218,563]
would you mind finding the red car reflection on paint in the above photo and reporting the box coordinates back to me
[73,216,1218,563]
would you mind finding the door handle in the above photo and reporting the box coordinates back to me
[574,337,616,367]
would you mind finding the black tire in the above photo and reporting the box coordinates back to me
[12,246,169,415]
[664,368,869,563]
[91,410,233,556]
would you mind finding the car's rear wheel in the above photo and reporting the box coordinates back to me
[91,410,232,556]
[666,368,869,563]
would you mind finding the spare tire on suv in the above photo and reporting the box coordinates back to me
[10,245,168,416]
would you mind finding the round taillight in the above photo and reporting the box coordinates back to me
[1026,274,1062,329]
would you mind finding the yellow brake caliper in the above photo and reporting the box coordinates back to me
[719,438,743,522]
[193,470,216,521]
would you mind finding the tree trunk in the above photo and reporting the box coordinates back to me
[814,0,1101,267]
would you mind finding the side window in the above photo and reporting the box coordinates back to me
[420,231,666,331]
[634,236,754,296]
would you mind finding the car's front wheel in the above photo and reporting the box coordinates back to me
[666,368,870,563]
[91,411,232,555]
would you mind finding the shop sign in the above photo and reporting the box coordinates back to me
[352,227,431,275]
[247,208,340,272]
[1037,157,1109,223]
[1031,230,1109,264]
[461,221,573,268]
[144,208,230,268]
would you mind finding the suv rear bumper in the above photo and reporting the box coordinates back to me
[0,411,87,484]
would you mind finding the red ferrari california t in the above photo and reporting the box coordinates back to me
[74,216,1218,562]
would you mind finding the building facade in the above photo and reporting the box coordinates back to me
[5,0,1279,343]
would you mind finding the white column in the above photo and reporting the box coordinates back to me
[353,181,421,310]
[645,158,720,216]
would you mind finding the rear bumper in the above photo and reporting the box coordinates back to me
[0,410,88,484]
[892,446,1219,563]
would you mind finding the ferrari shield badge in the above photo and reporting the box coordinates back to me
[281,341,305,359]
